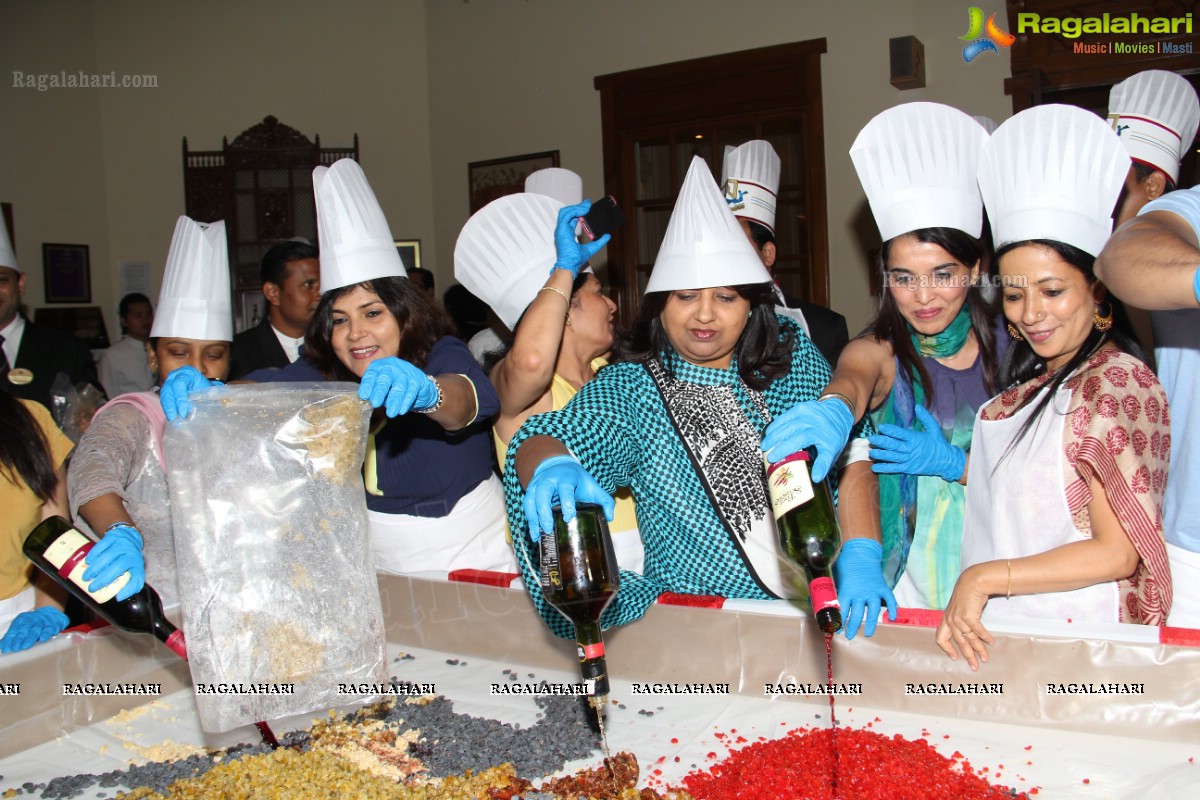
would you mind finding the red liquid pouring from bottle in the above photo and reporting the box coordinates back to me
[24,516,281,748]
[826,632,839,798]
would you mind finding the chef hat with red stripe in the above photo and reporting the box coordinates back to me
[1108,70,1199,185]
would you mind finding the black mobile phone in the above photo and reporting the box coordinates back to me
[579,196,625,241]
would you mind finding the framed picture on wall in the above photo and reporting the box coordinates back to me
[42,243,91,304]
[468,150,559,213]
[239,288,265,334]
[394,239,421,272]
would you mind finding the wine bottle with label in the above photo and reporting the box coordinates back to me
[23,515,187,659]
[766,450,843,634]
[25,516,283,748]
[539,503,620,714]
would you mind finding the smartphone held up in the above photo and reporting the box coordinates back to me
[579,196,625,242]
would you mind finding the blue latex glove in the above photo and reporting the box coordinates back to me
[82,524,146,602]
[869,404,966,482]
[160,366,221,422]
[358,357,439,418]
[552,200,611,277]
[1193,265,1200,305]
[834,538,896,640]
[761,397,855,483]
[523,455,616,542]
[0,607,70,653]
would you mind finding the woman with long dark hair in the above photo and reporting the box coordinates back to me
[163,160,511,575]
[763,104,1001,626]
[504,157,879,639]
[0,394,73,652]
[938,105,1172,670]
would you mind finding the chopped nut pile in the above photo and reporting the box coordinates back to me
[3,679,633,800]
[115,749,526,800]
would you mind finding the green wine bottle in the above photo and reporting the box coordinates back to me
[766,450,843,634]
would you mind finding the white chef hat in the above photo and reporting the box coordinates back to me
[850,102,988,242]
[0,212,17,272]
[314,159,405,293]
[525,168,583,206]
[721,141,781,232]
[973,115,999,135]
[979,104,1129,258]
[151,216,233,341]
[645,156,771,294]
[1108,70,1200,185]
[454,192,563,331]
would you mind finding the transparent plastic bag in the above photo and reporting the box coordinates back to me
[49,372,106,442]
[163,383,387,732]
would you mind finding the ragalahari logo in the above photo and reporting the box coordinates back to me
[960,6,1016,62]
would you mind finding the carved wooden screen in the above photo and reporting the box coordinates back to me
[183,116,358,329]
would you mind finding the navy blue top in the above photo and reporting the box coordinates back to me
[248,336,499,517]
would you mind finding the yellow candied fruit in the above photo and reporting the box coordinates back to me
[114,748,525,800]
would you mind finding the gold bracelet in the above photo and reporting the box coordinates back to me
[538,285,571,305]
[1006,559,1012,599]
[818,391,855,417]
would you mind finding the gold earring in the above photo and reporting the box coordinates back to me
[1007,322,1023,341]
[1093,303,1113,332]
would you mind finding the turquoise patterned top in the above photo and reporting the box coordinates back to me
[503,317,869,638]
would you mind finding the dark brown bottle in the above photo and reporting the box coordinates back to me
[25,516,283,748]
[539,503,620,711]
[23,515,187,659]
[766,450,843,634]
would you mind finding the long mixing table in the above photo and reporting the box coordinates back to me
[2,574,1198,797]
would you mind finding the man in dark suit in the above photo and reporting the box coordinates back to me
[741,218,849,366]
[230,241,320,379]
[722,140,849,367]
[1,261,100,411]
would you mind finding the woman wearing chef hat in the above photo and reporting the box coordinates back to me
[503,156,880,640]
[762,103,1003,621]
[69,216,234,609]
[938,105,1173,670]
[162,160,515,576]
[454,169,642,572]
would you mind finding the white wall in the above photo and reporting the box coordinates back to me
[1,2,109,319]
[1,0,433,337]
[1,0,1010,338]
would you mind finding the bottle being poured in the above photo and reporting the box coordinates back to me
[766,450,843,634]
[23,516,282,748]
[539,502,620,759]
[765,451,845,794]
